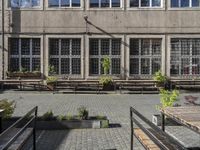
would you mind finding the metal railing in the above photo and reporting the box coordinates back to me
[130,106,187,150]
[0,106,38,150]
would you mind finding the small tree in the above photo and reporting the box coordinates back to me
[102,56,110,75]
[0,99,15,119]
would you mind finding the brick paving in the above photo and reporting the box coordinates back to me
[0,93,200,150]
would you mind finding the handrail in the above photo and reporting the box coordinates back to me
[0,106,38,150]
[130,107,187,150]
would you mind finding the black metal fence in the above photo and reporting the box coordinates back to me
[0,106,38,150]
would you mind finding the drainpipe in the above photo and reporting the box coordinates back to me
[1,0,5,80]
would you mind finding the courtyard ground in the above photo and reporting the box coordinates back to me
[0,92,199,150]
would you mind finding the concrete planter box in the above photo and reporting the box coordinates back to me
[2,117,109,130]
[152,114,180,126]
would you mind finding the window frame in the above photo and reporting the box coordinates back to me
[129,0,164,9]
[169,0,200,10]
[88,0,123,10]
[8,0,42,9]
[8,38,41,72]
[48,0,82,8]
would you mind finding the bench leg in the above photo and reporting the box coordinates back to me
[161,113,165,132]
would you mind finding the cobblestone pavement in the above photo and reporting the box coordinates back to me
[0,93,200,150]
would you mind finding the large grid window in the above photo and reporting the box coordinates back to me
[49,0,81,7]
[49,38,81,75]
[9,38,41,72]
[171,0,200,8]
[130,0,162,8]
[170,38,200,76]
[89,38,121,75]
[10,0,40,8]
[90,0,121,8]
[129,38,162,77]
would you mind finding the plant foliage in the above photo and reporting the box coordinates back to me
[77,106,88,120]
[42,110,54,120]
[99,76,113,86]
[101,56,110,75]
[153,70,167,83]
[46,76,58,84]
[0,99,15,119]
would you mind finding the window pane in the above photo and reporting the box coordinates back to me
[61,0,70,7]
[141,0,150,7]
[72,58,81,74]
[32,0,40,6]
[72,0,80,7]
[61,39,70,55]
[10,38,19,55]
[152,58,161,74]
[90,58,99,74]
[152,39,161,55]
[181,58,190,75]
[101,0,110,7]
[192,58,200,75]
[90,39,99,55]
[20,0,31,7]
[181,39,190,55]
[130,39,139,55]
[49,0,59,7]
[50,58,59,74]
[72,39,81,55]
[152,0,161,6]
[112,0,120,7]
[101,39,109,55]
[21,58,30,71]
[11,0,20,7]
[49,39,59,55]
[32,58,40,71]
[141,58,150,74]
[10,58,19,72]
[192,39,200,55]
[130,0,139,7]
[90,0,99,7]
[141,39,150,55]
[61,58,70,74]
[111,39,121,55]
[130,58,139,74]
[111,58,120,74]
[21,39,30,55]
[170,39,180,75]
[171,0,179,7]
[32,39,40,55]
[192,0,200,7]
[181,0,189,7]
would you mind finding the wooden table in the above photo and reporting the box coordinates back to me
[161,106,200,134]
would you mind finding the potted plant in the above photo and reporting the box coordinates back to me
[152,89,180,126]
[153,70,167,88]
[99,56,114,90]
[46,76,58,91]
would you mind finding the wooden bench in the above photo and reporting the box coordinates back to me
[130,107,187,150]
[115,80,158,94]
[0,107,38,150]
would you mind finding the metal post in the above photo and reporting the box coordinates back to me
[2,0,5,80]
[130,107,133,150]
[161,113,165,132]
[0,109,4,133]
[33,107,38,150]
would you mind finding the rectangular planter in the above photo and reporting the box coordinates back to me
[152,114,180,126]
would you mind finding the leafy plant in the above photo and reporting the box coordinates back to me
[99,76,113,86]
[42,110,54,120]
[21,67,27,73]
[77,106,88,120]
[57,113,73,121]
[0,99,15,119]
[102,56,110,75]
[157,89,180,109]
[153,70,167,84]
[48,65,56,75]
[46,76,58,84]
[96,115,106,120]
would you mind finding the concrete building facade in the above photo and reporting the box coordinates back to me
[1,0,200,80]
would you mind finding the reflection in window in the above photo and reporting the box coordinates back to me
[90,0,99,7]
[130,0,162,7]
[171,0,200,8]
[90,0,121,8]
[129,38,162,77]
[11,0,40,8]
[49,0,80,7]
[170,38,200,76]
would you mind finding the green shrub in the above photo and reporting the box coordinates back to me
[0,99,15,119]
[153,70,167,84]
[99,76,113,86]
[77,106,88,120]
[158,89,179,109]
[102,56,110,75]
[96,115,106,120]
[48,65,56,75]
[42,110,54,120]
[57,113,73,121]
[46,76,58,84]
